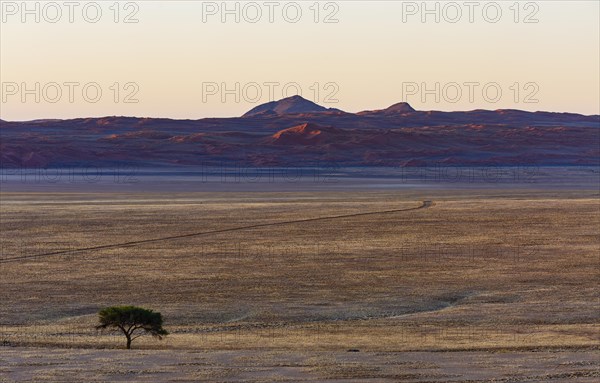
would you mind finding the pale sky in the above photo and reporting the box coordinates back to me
[1,0,599,121]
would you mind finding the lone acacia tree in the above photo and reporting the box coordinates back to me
[96,306,168,349]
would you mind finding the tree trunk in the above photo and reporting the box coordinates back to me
[126,335,132,349]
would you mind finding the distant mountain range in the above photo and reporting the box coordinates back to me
[1,96,598,168]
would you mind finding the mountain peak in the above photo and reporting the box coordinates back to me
[384,102,416,113]
[357,102,416,115]
[242,95,331,117]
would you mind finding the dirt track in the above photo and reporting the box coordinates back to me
[0,200,434,264]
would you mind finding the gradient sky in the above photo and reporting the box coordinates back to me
[1,0,599,121]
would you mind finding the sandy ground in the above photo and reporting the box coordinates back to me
[1,348,599,382]
[1,184,598,381]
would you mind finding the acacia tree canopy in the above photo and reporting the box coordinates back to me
[96,306,168,349]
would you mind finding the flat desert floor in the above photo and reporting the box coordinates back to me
[0,188,598,382]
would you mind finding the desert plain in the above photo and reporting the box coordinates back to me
[0,170,599,382]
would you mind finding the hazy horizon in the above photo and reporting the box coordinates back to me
[1,1,599,121]
[3,95,600,123]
